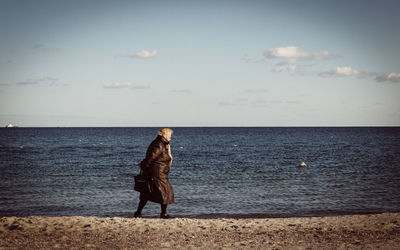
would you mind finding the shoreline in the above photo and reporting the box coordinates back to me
[1,213,400,249]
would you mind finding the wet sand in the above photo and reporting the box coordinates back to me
[1,213,400,249]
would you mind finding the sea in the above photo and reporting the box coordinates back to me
[1,127,400,218]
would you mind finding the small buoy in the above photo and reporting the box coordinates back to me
[299,162,307,167]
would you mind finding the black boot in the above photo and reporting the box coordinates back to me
[160,204,174,218]
[160,213,174,219]
[134,199,147,218]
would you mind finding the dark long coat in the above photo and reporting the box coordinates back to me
[139,135,174,204]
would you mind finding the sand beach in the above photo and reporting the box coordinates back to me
[1,212,400,249]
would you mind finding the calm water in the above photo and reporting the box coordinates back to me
[1,127,400,218]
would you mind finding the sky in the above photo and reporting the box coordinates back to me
[1,0,399,127]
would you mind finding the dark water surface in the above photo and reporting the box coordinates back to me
[1,127,400,218]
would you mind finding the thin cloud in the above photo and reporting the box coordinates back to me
[33,44,46,50]
[117,49,158,59]
[263,46,400,83]
[250,99,303,106]
[103,82,133,89]
[318,67,400,83]
[319,66,361,77]
[16,79,40,85]
[32,43,60,52]
[265,46,308,59]
[40,77,58,85]
[273,65,297,73]
[39,76,58,82]
[219,98,303,107]
[264,46,332,61]
[16,76,58,86]
[136,49,157,58]
[275,59,297,66]
[0,83,9,87]
[265,46,337,74]
[375,73,400,83]
[245,46,335,68]
[103,82,153,89]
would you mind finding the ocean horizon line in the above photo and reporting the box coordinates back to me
[2,125,400,128]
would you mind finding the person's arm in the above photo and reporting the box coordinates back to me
[139,142,162,170]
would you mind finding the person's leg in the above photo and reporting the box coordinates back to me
[161,204,167,215]
[134,199,147,217]
[160,204,173,218]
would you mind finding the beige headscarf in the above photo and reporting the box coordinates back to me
[158,128,173,163]
[158,128,173,141]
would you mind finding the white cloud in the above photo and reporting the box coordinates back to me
[264,46,331,61]
[318,68,400,83]
[273,65,297,73]
[135,49,158,58]
[16,76,58,86]
[103,82,153,89]
[265,46,308,59]
[116,49,158,59]
[319,66,361,77]
[375,72,400,83]
[103,82,133,89]
[264,46,399,84]
[265,46,333,75]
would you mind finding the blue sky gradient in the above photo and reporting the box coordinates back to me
[1,0,399,126]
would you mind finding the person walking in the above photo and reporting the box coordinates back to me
[134,128,175,219]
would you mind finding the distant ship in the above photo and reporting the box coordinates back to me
[5,123,17,128]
